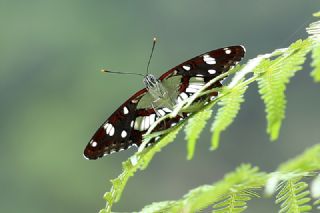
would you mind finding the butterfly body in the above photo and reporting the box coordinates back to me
[84,45,246,160]
[143,74,176,112]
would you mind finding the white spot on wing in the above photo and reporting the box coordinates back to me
[224,48,231,54]
[149,114,156,125]
[208,69,216,74]
[203,54,216,65]
[144,116,150,130]
[240,45,246,53]
[188,84,202,90]
[123,106,129,114]
[104,123,113,135]
[182,65,191,71]
[90,140,98,147]
[121,130,127,138]
[134,118,141,130]
[180,92,188,100]
[109,126,115,136]
[130,120,134,128]
[195,77,204,81]
[186,87,198,93]
[158,109,166,116]
[140,116,145,131]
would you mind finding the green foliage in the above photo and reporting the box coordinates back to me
[138,145,320,213]
[254,39,312,140]
[211,85,248,150]
[100,125,183,213]
[310,44,320,82]
[137,165,265,213]
[315,199,320,209]
[275,176,312,213]
[307,16,320,82]
[185,109,212,160]
[278,144,320,173]
[99,15,320,213]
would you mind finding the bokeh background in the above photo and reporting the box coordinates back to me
[1,1,320,212]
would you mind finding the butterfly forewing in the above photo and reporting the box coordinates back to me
[84,45,245,160]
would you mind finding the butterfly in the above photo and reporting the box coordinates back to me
[84,45,246,160]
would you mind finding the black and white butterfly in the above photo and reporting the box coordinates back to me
[84,45,246,160]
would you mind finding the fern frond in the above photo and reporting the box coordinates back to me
[313,11,320,17]
[138,144,320,213]
[169,164,266,213]
[100,125,183,213]
[139,201,177,213]
[307,16,320,82]
[271,144,320,213]
[275,176,312,213]
[211,85,248,150]
[254,39,312,141]
[310,44,320,82]
[185,109,213,160]
[212,188,259,213]
[278,144,320,173]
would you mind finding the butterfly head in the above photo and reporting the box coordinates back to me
[143,74,158,88]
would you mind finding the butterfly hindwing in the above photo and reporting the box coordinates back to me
[84,89,148,159]
[84,45,246,160]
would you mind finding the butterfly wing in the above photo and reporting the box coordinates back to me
[84,45,245,160]
[159,46,246,99]
[84,88,148,159]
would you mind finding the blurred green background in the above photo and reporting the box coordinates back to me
[1,1,320,212]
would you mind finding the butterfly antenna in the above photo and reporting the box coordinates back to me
[146,37,157,75]
[101,69,144,77]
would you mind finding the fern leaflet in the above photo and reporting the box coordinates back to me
[255,39,312,141]
[278,144,320,172]
[275,176,312,213]
[307,16,320,82]
[185,109,212,160]
[212,188,259,213]
[138,201,177,213]
[310,44,320,82]
[211,85,248,150]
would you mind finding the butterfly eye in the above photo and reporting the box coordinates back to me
[143,74,160,88]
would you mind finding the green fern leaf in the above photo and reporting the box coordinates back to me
[101,125,183,213]
[185,109,212,160]
[255,39,312,141]
[212,188,259,213]
[313,11,320,17]
[139,201,177,213]
[311,44,320,82]
[278,144,320,173]
[211,85,248,150]
[275,177,312,213]
[307,18,320,82]
[170,164,265,213]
